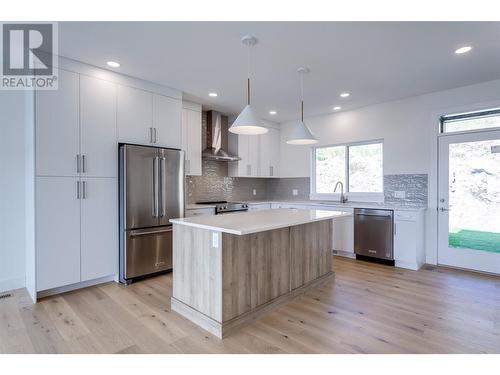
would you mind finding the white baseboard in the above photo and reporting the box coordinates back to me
[333,250,356,259]
[0,277,25,294]
[36,275,116,300]
[395,260,421,271]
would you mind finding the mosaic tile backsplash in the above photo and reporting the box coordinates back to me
[187,169,428,206]
[383,174,428,206]
[186,160,268,203]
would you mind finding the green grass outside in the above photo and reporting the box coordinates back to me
[449,229,500,253]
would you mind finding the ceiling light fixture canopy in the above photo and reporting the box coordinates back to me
[229,35,268,136]
[286,67,318,145]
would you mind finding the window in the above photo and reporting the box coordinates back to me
[312,141,383,201]
[441,108,500,134]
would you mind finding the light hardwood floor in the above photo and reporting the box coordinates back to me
[1,256,499,353]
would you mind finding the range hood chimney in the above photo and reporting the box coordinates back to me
[202,111,241,162]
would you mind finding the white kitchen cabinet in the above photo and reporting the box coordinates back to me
[394,210,425,270]
[117,85,154,145]
[81,177,118,281]
[80,75,117,178]
[332,212,355,256]
[36,69,80,177]
[228,134,260,177]
[153,94,182,149]
[36,177,81,291]
[181,105,202,176]
[259,127,280,177]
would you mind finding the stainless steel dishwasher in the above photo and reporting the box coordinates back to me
[354,208,394,262]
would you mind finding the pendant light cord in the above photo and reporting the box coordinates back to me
[300,72,304,121]
[247,43,251,105]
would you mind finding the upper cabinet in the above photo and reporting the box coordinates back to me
[153,94,182,149]
[181,102,202,176]
[259,126,280,177]
[228,121,280,178]
[117,86,153,145]
[80,75,117,178]
[36,69,80,177]
[117,85,182,149]
[228,134,260,177]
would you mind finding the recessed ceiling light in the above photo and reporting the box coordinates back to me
[455,46,472,54]
[340,92,350,98]
[269,110,277,115]
[333,106,341,111]
[106,61,120,68]
[208,92,218,97]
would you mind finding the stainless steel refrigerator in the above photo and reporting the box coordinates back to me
[119,144,184,284]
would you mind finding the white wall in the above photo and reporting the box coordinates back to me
[279,78,500,264]
[0,91,28,293]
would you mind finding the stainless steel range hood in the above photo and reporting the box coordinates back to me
[202,110,241,162]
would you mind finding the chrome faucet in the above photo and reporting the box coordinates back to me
[334,181,348,203]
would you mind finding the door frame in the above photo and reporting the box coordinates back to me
[437,127,500,274]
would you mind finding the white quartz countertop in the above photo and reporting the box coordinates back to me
[170,208,352,235]
[245,200,427,212]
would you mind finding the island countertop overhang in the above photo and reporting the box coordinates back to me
[169,208,352,235]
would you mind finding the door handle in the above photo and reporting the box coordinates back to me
[129,227,172,237]
[439,207,451,212]
[159,157,166,217]
[153,157,159,217]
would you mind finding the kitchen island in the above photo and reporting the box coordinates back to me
[169,208,351,338]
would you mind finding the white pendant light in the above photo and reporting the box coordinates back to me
[229,36,268,136]
[286,67,318,145]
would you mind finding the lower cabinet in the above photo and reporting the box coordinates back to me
[80,178,118,281]
[36,176,118,292]
[36,177,81,291]
[331,211,355,255]
[394,210,425,270]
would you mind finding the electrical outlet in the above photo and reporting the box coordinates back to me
[292,189,299,196]
[252,189,257,196]
[394,191,406,199]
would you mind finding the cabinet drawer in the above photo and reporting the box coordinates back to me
[185,208,215,217]
[394,211,418,221]
[248,203,271,211]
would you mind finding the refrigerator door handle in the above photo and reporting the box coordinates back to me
[160,156,166,217]
[152,156,159,217]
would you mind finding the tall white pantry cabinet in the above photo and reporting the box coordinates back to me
[31,61,185,299]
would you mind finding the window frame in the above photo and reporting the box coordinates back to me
[440,108,500,135]
[310,139,384,203]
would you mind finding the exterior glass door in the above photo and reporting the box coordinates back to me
[438,130,500,273]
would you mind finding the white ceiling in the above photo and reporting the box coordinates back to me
[58,22,500,122]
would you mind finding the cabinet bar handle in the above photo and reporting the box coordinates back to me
[82,155,86,173]
[82,181,87,199]
[76,181,80,199]
[149,127,154,143]
[154,128,158,143]
[270,166,273,176]
[76,154,81,173]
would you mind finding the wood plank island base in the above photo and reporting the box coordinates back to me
[169,208,351,338]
